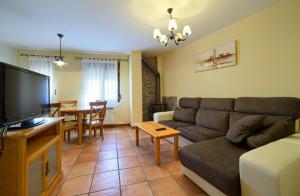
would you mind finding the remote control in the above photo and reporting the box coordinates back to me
[156,127,166,131]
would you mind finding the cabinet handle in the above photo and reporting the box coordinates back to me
[45,161,49,176]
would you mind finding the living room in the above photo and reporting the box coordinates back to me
[0,0,299,196]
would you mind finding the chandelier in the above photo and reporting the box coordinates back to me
[153,8,192,47]
[54,33,67,66]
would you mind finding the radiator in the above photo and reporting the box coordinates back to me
[104,108,115,125]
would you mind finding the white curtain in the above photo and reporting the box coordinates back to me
[80,59,118,107]
[28,56,54,100]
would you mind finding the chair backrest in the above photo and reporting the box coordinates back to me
[50,103,61,117]
[89,101,107,122]
[59,100,77,108]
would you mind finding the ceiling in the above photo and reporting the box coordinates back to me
[0,0,278,55]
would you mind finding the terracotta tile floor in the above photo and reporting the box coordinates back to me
[52,126,208,196]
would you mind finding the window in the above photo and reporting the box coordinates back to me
[80,59,120,107]
[28,56,54,101]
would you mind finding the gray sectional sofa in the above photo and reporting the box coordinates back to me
[154,97,300,196]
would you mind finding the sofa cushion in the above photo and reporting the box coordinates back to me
[229,112,295,131]
[234,97,300,119]
[180,137,248,196]
[226,115,265,143]
[246,120,293,149]
[200,98,234,111]
[195,109,229,132]
[178,125,225,142]
[173,108,197,123]
[179,97,201,108]
[158,120,193,130]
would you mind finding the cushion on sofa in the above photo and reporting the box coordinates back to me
[200,98,234,111]
[246,120,293,149]
[226,115,265,143]
[178,125,225,142]
[195,109,229,132]
[179,97,201,108]
[229,112,295,131]
[173,108,197,123]
[158,120,193,129]
[180,137,248,196]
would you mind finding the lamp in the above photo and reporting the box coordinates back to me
[153,8,192,46]
[54,33,67,67]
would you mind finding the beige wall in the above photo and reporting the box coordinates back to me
[161,0,300,99]
[16,49,130,124]
[0,42,16,65]
[129,51,143,126]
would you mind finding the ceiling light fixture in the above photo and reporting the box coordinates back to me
[54,33,67,67]
[153,8,192,47]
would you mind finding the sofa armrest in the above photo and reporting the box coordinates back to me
[153,111,174,123]
[240,133,300,196]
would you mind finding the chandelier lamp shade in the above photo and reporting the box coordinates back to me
[153,8,192,47]
[54,33,67,67]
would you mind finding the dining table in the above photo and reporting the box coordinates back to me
[60,106,91,145]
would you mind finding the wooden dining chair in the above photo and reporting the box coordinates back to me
[49,103,61,117]
[59,100,77,108]
[83,101,107,144]
[50,102,78,141]
[62,120,79,141]
[59,100,78,122]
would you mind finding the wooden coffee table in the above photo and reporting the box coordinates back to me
[135,121,180,166]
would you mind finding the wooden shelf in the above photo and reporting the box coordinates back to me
[27,135,60,164]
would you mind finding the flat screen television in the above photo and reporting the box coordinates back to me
[0,62,50,128]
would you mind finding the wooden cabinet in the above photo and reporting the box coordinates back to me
[0,117,63,196]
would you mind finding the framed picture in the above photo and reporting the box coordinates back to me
[194,41,237,72]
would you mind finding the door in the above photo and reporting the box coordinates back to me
[28,155,44,196]
[46,142,59,187]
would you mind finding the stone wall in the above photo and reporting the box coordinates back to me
[142,57,158,121]
[162,96,178,111]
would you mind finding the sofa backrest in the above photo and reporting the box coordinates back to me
[195,98,235,132]
[173,108,198,123]
[179,97,201,108]
[230,97,300,131]
[177,97,300,132]
[173,97,201,124]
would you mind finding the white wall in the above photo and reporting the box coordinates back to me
[0,42,16,65]
[129,51,143,126]
[161,0,300,99]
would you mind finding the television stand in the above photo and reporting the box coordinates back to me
[0,117,64,196]
[8,118,46,130]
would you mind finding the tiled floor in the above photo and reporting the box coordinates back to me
[51,126,208,196]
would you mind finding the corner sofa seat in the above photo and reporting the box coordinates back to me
[180,137,248,196]
[178,125,226,142]
[158,120,194,130]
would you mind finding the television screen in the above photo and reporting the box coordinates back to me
[0,62,50,127]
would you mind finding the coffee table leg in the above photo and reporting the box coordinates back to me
[151,136,154,143]
[135,126,139,146]
[174,135,179,160]
[155,138,160,166]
